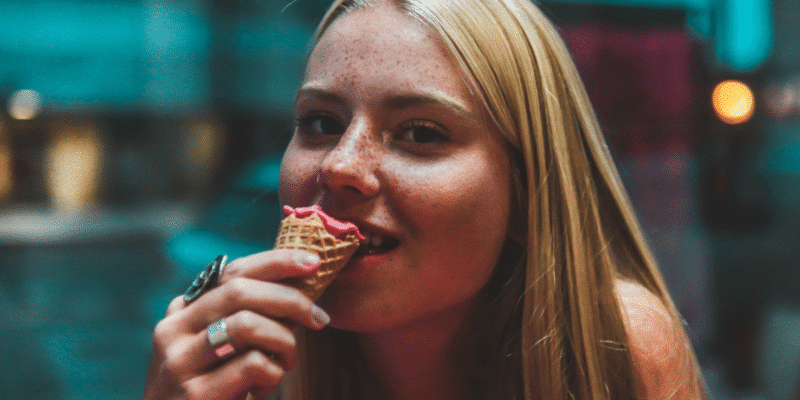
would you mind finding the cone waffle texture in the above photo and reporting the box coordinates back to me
[275,213,361,301]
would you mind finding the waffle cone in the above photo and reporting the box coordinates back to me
[275,213,361,301]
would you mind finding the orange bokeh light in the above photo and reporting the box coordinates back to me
[712,80,755,125]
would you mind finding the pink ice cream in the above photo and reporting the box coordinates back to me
[283,205,366,241]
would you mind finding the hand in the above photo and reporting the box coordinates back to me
[143,249,329,400]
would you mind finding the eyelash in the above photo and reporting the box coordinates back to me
[295,112,344,138]
[395,120,450,147]
[295,112,450,149]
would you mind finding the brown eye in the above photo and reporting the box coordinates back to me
[297,114,345,136]
[310,116,345,136]
[397,120,448,145]
[408,126,439,143]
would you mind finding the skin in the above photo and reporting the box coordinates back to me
[144,249,331,400]
[282,2,512,334]
[143,2,513,400]
[280,2,513,398]
[617,281,705,399]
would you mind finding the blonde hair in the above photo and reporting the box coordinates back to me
[284,0,704,399]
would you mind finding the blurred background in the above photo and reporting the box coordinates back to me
[0,0,797,398]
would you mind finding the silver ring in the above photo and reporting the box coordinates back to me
[207,319,235,358]
[184,255,228,303]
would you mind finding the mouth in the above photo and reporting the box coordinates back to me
[322,210,402,258]
[353,233,401,256]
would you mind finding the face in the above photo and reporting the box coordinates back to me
[279,2,514,333]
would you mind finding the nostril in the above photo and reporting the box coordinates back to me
[317,167,371,197]
[343,185,364,195]
[315,172,331,193]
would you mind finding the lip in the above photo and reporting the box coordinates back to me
[325,213,402,271]
[327,213,402,245]
[336,244,400,283]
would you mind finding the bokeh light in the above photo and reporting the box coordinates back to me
[712,80,755,125]
[181,117,223,191]
[8,89,43,120]
[0,119,11,201]
[764,80,800,119]
[45,122,103,210]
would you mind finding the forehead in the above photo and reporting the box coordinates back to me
[303,4,472,100]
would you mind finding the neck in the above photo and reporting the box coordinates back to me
[355,303,477,400]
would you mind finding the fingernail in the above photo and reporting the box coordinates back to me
[296,252,320,269]
[311,304,330,327]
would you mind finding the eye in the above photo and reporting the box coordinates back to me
[397,120,448,145]
[296,113,345,136]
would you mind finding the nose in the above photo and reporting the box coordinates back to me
[317,120,380,199]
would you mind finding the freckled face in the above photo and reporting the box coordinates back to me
[279,3,514,332]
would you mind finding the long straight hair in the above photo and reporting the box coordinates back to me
[284,0,704,399]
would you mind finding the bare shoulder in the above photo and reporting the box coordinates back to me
[614,280,705,399]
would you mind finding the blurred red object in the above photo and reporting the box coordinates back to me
[562,26,699,155]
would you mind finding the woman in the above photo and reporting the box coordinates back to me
[144,0,706,399]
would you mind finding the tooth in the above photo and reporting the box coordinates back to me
[370,236,384,247]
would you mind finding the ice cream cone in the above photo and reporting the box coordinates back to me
[275,206,363,301]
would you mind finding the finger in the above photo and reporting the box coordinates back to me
[180,311,299,373]
[221,249,321,285]
[165,295,187,316]
[224,310,299,371]
[184,277,330,332]
[184,350,284,400]
[169,249,319,317]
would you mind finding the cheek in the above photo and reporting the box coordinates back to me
[390,153,512,252]
[278,142,319,206]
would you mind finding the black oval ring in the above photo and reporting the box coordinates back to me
[183,254,228,303]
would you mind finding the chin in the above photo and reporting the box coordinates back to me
[327,318,378,334]
[315,291,399,334]
[319,301,383,334]
[327,313,396,334]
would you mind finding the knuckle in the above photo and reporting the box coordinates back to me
[224,277,251,303]
[153,318,176,345]
[283,287,309,310]
[243,351,284,386]
[264,359,286,384]
[242,351,269,376]
[165,295,185,315]
[281,329,298,350]
[270,247,293,260]
[222,256,244,279]
[280,342,298,371]
[231,309,259,337]
[163,339,192,371]
[244,349,270,368]
[268,249,301,273]
[263,325,297,369]
[182,379,206,400]
[280,248,302,264]
[269,328,297,358]
[293,294,314,317]
[162,350,183,373]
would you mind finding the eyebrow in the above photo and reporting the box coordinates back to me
[385,93,479,122]
[295,87,479,122]
[294,87,344,106]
